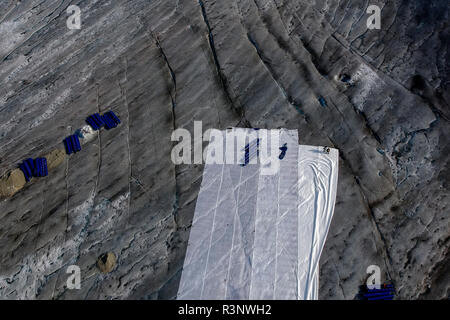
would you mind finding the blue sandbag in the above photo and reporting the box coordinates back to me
[73,134,81,152]
[67,137,73,154]
[91,117,100,130]
[107,111,121,124]
[76,135,81,151]
[104,112,116,124]
[367,295,394,300]
[19,163,32,182]
[90,115,99,127]
[85,117,93,128]
[367,285,395,292]
[72,135,78,152]
[33,158,39,177]
[366,285,394,292]
[101,114,110,129]
[93,113,105,127]
[25,158,35,176]
[70,135,76,152]
[35,158,43,177]
[91,115,101,128]
[43,158,48,176]
[107,115,117,128]
[102,116,110,129]
[38,158,43,177]
[102,114,116,129]
[33,158,41,177]
[366,288,395,294]
[107,116,116,129]
[19,163,25,174]
[40,158,44,176]
[86,117,98,130]
[64,137,73,154]
[70,135,77,153]
[94,113,103,123]
[364,290,395,297]
[40,158,45,176]
[22,160,33,177]
[25,158,34,170]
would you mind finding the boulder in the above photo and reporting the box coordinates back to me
[0,169,26,198]
[97,252,117,273]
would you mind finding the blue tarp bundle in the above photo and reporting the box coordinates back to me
[64,134,81,155]
[86,113,105,131]
[33,158,48,177]
[86,111,120,131]
[102,111,121,130]
[360,284,395,300]
[19,157,48,181]
[19,158,34,182]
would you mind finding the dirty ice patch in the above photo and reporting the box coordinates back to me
[29,89,72,130]
[351,63,384,111]
[0,190,129,299]
[0,88,72,141]
[0,19,28,58]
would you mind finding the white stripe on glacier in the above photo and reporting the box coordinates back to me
[249,129,299,299]
[297,145,339,299]
[177,129,339,300]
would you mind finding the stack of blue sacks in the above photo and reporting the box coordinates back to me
[19,158,48,182]
[102,111,121,129]
[17,111,121,184]
[86,111,120,130]
[361,284,395,300]
[64,134,82,155]
[85,113,104,130]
